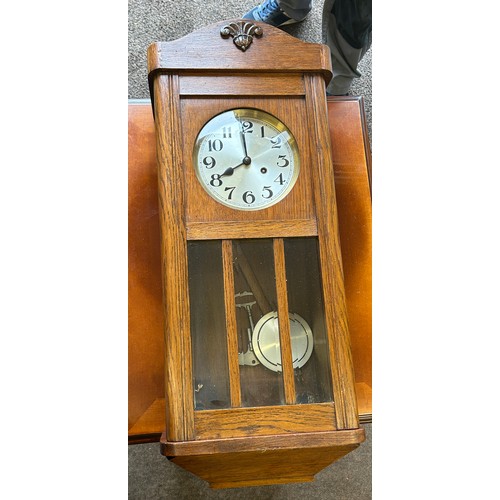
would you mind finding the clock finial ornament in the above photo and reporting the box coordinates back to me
[220,21,263,51]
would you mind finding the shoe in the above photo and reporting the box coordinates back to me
[243,0,299,27]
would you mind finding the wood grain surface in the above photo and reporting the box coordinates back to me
[179,73,305,96]
[170,445,360,488]
[147,20,332,82]
[327,96,372,417]
[194,403,336,440]
[162,427,365,455]
[128,97,372,441]
[273,238,296,404]
[221,240,242,408]
[162,427,365,488]
[305,76,359,430]
[153,75,195,441]
[128,104,164,433]
[186,218,318,240]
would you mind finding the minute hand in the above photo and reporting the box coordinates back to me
[239,123,249,157]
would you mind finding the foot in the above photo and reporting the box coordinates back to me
[243,0,300,27]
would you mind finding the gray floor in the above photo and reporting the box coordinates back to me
[128,0,371,137]
[128,1,372,497]
[128,424,371,499]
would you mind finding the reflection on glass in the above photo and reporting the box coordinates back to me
[188,240,230,410]
[232,239,286,407]
[284,238,333,403]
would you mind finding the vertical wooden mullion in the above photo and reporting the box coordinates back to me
[222,240,242,407]
[273,238,296,404]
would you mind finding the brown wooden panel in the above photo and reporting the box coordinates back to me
[327,96,372,418]
[179,73,305,96]
[181,97,316,226]
[128,97,372,441]
[165,427,364,455]
[128,398,164,439]
[128,104,164,433]
[186,219,317,240]
[194,403,336,440]
[148,20,332,82]
[170,445,358,488]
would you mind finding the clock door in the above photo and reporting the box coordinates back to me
[188,237,334,414]
[179,91,339,440]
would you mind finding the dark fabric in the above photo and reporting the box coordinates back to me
[332,0,372,49]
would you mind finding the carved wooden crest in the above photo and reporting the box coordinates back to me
[220,21,263,51]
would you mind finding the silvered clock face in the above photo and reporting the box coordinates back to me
[193,108,300,211]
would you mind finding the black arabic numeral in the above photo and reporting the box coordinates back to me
[274,173,286,185]
[208,139,223,152]
[277,155,289,168]
[203,156,216,169]
[242,121,254,133]
[210,174,223,187]
[262,186,273,199]
[225,186,236,200]
[243,191,256,204]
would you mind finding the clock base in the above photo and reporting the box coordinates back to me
[160,428,365,488]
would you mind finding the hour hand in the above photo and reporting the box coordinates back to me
[220,156,251,177]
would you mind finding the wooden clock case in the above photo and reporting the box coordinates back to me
[146,19,365,488]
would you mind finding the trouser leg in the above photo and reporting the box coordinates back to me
[325,0,372,95]
[278,0,313,22]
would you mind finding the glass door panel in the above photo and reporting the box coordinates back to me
[284,237,333,403]
[188,240,231,410]
[232,239,286,407]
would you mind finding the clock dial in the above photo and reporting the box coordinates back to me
[193,108,300,211]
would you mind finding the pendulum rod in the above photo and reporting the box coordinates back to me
[233,242,273,314]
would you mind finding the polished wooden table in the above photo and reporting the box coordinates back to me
[128,96,372,443]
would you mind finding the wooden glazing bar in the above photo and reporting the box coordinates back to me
[304,75,359,429]
[222,240,242,408]
[186,219,318,241]
[273,238,296,404]
[194,403,336,440]
[153,73,195,440]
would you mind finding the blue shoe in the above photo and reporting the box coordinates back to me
[243,0,300,27]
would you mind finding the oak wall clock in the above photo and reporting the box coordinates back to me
[147,19,365,488]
